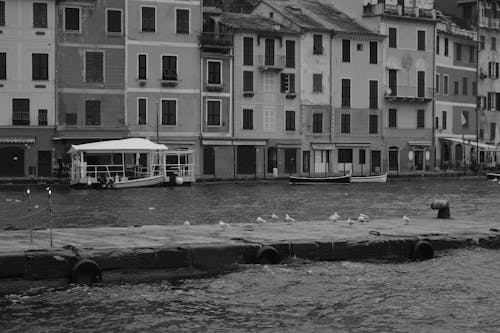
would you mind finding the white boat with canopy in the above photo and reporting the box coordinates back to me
[68,138,194,189]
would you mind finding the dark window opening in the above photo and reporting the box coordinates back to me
[161,99,176,125]
[12,99,30,126]
[141,7,156,32]
[176,9,189,34]
[85,100,101,126]
[33,3,47,28]
[162,56,177,80]
[312,113,322,133]
[243,109,253,130]
[65,7,80,31]
[32,53,48,81]
[107,9,122,33]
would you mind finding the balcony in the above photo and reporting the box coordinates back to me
[363,3,436,20]
[257,55,285,72]
[199,32,233,49]
[479,16,489,28]
[206,83,223,92]
[161,70,179,87]
[384,86,433,103]
[490,18,500,30]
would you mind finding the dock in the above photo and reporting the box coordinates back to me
[1,217,500,293]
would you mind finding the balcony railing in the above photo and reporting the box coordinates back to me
[257,55,285,72]
[384,86,434,103]
[363,3,435,19]
[447,25,477,40]
[199,32,233,48]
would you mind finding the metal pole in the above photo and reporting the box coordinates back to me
[156,102,160,144]
[476,0,480,175]
[26,187,32,244]
[47,187,53,247]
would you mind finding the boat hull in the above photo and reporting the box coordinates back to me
[486,172,500,180]
[350,173,387,183]
[289,175,351,184]
[110,175,166,189]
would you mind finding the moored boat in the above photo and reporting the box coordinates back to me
[289,175,351,184]
[110,175,166,189]
[350,173,387,183]
[486,172,500,180]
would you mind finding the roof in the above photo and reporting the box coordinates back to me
[68,138,168,154]
[260,0,378,35]
[219,12,299,34]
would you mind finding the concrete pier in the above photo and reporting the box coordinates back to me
[1,217,500,293]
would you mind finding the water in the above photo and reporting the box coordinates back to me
[0,178,499,230]
[1,248,500,332]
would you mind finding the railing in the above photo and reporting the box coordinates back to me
[448,25,477,40]
[257,55,285,71]
[384,86,434,99]
[85,164,127,180]
[199,32,233,47]
[363,3,435,19]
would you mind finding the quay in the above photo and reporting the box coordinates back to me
[1,217,500,293]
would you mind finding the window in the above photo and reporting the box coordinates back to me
[281,73,295,93]
[207,60,221,84]
[442,111,447,130]
[469,45,475,63]
[417,71,425,98]
[264,38,274,65]
[462,77,468,95]
[243,71,253,91]
[480,35,485,50]
[0,1,4,26]
[106,9,122,34]
[138,98,147,125]
[342,39,350,62]
[161,99,176,126]
[496,93,500,110]
[444,38,449,56]
[12,99,30,125]
[417,30,425,51]
[473,81,477,96]
[285,40,295,68]
[435,116,439,130]
[285,110,295,131]
[162,55,177,80]
[488,92,496,110]
[356,43,363,51]
[462,111,469,128]
[313,34,323,54]
[359,149,366,165]
[338,149,353,163]
[369,80,378,109]
[491,122,496,141]
[417,109,425,128]
[369,114,378,134]
[369,41,377,64]
[312,113,322,133]
[341,78,350,107]
[141,6,156,32]
[435,74,440,94]
[263,73,274,92]
[176,9,189,34]
[0,52,6,80]
[492,37,497,51]
[85,51,104,83]
[32,53,48,81]
[33,3,47,28]
[66,113,77,126]
[64,7,80,32]
[85,100,100,126]
[263,107,275,132]
[488,62,499,78]
[388,108,397,128]
[38,109,47,126]
[341,114,350,133]
[243,109,253,130]
[456,43,462,61]
[388,27,397,48]
[243,37,253,66]
[443,74,449,95]
[207,100,221,126]
[138,54,147,79]
[313,74,322,92]
[269,12,273,19]
[453,81,459,95]
[303,151,310,173]
[436,36,440,54]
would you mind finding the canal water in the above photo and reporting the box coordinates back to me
[0,177,499,230]
[1,248,500,332]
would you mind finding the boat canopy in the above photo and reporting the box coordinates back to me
[68,138,168,154]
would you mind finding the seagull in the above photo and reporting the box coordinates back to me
[256,216,267,224]
[184,221,190,226]
[285,214,295,224]
[34,205,39,209]
[403,215,410,225]
[5,198,12,202]
[358,214,369,223]
[346,217,355,228]
[14,199,21,203]
[328,212,340,223]
[219,221,230,230]
[148,207,155,210]
[271,213,279,220]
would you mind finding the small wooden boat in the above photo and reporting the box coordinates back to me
[350,173,387,183]
[289,175,351,184]
[486,172,500,180]
[110,175,166,189]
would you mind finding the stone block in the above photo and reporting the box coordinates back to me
[88,248,136,271]
[317,242,334,260]
[189,243,252,270]
[291,242,319,260]
[25,249,76,280]
[155,246,190,269]
[0,252,25,278]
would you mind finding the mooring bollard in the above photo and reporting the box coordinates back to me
[431,199,450,219]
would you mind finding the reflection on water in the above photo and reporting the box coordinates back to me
[1,249,500,332]
[0,178,499,229]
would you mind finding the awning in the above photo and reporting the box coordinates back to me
[442,137,500,151]
[408,140,432,147]
[0,137,36,144]
[335,142,372,147]
[311,143,335,150]
[232,140,267,146]
[202,139,233,146]
[68,138,168,154]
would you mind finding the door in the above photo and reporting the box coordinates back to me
[415,150,424,171]
[237,146,256,174]
[0,147,25,176]
[388,148,399,172]
[203,146,215,175]
[314,150,328,173]
[284,149,296,174]
[371,150,381,173]
[38,151,52,177]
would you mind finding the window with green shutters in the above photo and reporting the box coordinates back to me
[285,40,295,68]
[85,52,103,83]
[417,109,425,128]
[12,99,30,126]
[32,53,48,81]
[85,100,101,126]
[341,114,350,133]
[286,111,295,131]
[243,37,253,66]
[161,100,176,125]
[341,79,350,107]
[312,113,322,133]
[243,109,253,130]
[369,114,378,134]
[243,71,253,91]
[176,9,189,34]
[33,3,47,28]
[141,7,155,32]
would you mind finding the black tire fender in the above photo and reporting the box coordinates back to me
[71,259,102,284]
[412,240,434,261]
[256,246,280,264]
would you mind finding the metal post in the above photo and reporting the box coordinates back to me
[47,187,53,247]
[26,187,32,244]
[156,102,160,144]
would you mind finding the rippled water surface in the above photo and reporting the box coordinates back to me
[1,249,500,332]
[0,178,499,229]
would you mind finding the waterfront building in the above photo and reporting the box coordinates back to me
[125,0,201,177]
[0,0,56,177]
[55,0,128,164]
[434,16,478,171]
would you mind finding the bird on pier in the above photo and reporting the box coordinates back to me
[184,221,190,226]
[403,215,410,225]
[328,212,340,223]
[285,214,295,224]
[219,221,230,230]
[346,217,355,228]
[358,214,369,223]
[256,216,267,224]
[271,213,279,220]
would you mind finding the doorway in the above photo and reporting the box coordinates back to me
[38,151,52,177]
[371,150,381,173]
[0,147,25,176]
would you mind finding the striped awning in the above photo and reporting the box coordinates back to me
[0,137,36,144]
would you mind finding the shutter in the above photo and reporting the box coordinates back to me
[290,74,295,93]
[280,73,286,93]
[496,62,499,78]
